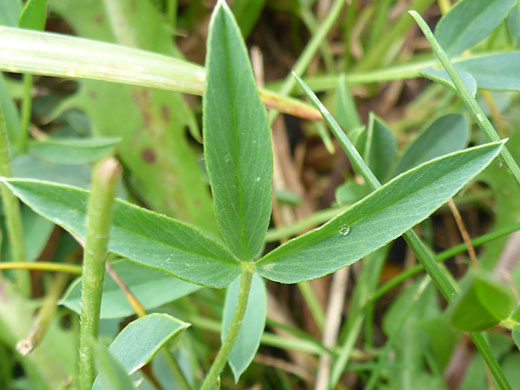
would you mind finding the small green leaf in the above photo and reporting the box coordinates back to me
[335,181,370,206]
[513,327,520,351]
[18,0,47,30]
[420,68,477,97]
[4,179,241,287]
[107,314,189,375]
[435,0,517,56]
[203,1,272,261]
[61,260,200,318]
[364,114,396,182]
[93,314,189,390]
[392,113,469,177]
[27,137,120,165]
[256,142,504,283]
[449,271,516,332]
[91,340,136,390]
[222,273,267,381]
[455,52,520,91]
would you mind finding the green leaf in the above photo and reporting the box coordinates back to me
[256,141,504,283]
[222,273,267,381]
[455,52,520,91]
[449,271,516,332]
[364,114,396,182]
[392,113,469,177]
[420,68,477,97]
[27,137,120,165]
[434,0,517,57]
[0,73,20,146]
[513,327,520,351]
[335,181,370,206]
[203,2,272,261]
[105,314,189,376]
[50,0,218,234]
[91,341,136,390]
[61,260,200,318]
[231,0,266,38]
[0,0,21,27]
[12,154,91,188]
[18,0,47,30]
[4,179,242,287]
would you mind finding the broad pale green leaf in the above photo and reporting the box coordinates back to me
[203,2,272,261]
[256,142,504,283]
[420,68,477,97]
[18,0,47,30]
[4,179,242,287]
[449,271,515,332]
[0,0,21,27]
[392,113,469,177]
[92,341,136,390]
[222,273,267,381]
[106,314,189,376]
[455,52,520,91]
[50,0,218,234]
[0,27,319,120]
[364,114,396,182]
[61,260,200,318]
[434,0,517,56]
[28,137,120,165]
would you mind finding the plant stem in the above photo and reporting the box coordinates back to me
[200,265,253,390]
[410,11,520,186]
[0,262,82,274]
[293,73,511,390]
[268,0,346,126]
[79,157,121,390]
[18,73,32,153]
[370,222,520,302]
[0,102,29,296]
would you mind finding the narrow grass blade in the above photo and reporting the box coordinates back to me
[410,10,520,186]
[0,26,319,120]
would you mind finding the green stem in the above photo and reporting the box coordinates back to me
[161,349,190,390]
[293,74,511,390]
[200,265,253,390]
[79,157,121,390]
[0,102,29,296]
[297,281,325,331]
[0,261,82,274]
[299,7,336,73]
[370,222,520,302]
[18,73,32,153]
[268,0,345,127]
[410,11,520,186]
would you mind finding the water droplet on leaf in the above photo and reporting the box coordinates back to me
[339,225,350,236]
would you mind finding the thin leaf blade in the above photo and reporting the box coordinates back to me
[18,0,47,30]
[203,2,272,261]
[256,142,504,283]
[4,179,241,287]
